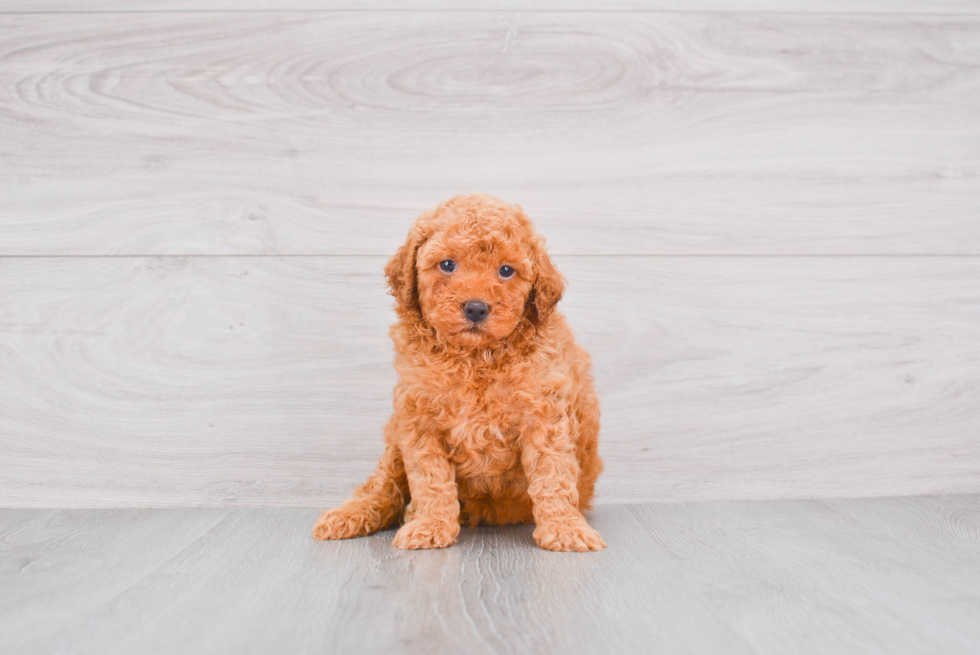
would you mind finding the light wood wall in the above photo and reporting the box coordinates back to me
[1,2,978,507]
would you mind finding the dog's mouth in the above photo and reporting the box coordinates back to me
[454,323,495,345]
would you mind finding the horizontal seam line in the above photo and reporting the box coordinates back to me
[0,254,978,259]
[0,9,978,15]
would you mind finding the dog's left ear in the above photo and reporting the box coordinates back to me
[527,237,566,325]
[385,219,428,318]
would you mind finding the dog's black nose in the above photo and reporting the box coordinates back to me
[463,300,490,323]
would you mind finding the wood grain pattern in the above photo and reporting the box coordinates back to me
[3,1,980,13]
[1,256,977,507]
[2,498,979,654]
[2,6,978,508]
[1,12,978,255]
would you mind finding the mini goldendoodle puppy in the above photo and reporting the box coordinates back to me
[312,193,604,551]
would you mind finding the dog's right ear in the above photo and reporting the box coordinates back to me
[385,220,427,318]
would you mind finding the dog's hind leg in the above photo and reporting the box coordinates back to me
[312,443,408,540]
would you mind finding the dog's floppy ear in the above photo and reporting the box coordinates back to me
[385,219,428,317]
[527,237,566,325]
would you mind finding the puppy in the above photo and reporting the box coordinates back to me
[312,194,604,551]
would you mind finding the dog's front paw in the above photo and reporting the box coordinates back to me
[392,519,459,550]
[312,507,375,540]
[533,518,606,552]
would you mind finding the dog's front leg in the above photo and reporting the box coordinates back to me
[521,423,606,552]
[391,432,460,550]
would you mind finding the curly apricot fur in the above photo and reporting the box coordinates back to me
[312,194,604,552]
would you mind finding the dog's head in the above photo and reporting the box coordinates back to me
[385,194,565,349]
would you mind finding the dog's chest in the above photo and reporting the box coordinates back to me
[437,379,523,471]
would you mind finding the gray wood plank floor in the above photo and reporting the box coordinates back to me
[2,496,979,655]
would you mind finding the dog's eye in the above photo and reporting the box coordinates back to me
[498,265,515,279]
[439,260,457,273]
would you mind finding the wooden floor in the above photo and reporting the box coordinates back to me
[2,495,979,655]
